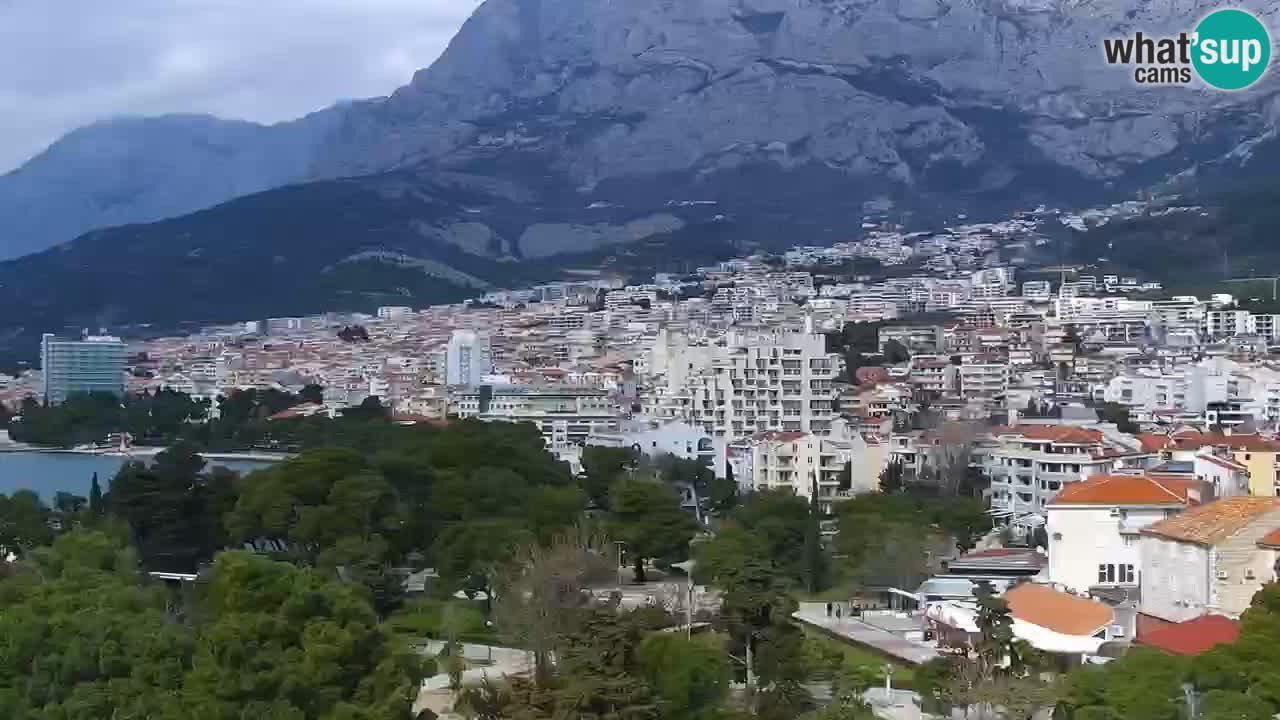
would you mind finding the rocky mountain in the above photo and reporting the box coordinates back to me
[0,164,737,363]
[320,0,1280,193]
[5,0,1279,261]
[0,111,342,260]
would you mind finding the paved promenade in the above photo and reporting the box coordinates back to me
[793,602,939,665]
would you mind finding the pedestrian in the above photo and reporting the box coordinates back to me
[826,602,832,617]
[835,605,842,620]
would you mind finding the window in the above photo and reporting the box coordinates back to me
[1098,564,1115,584]
[1098,563,1135,584]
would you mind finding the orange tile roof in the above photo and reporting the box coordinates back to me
[1142,497,1280,546]
[1258,528,1280,549]
[1138,615,1240,656]
[995,425,1103,445]
[1004,583,1114,636]
[1049,475,1194,507]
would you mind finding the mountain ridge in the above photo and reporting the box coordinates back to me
[5,0,1280,260]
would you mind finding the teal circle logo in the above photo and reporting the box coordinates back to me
[1192,9,1271,90]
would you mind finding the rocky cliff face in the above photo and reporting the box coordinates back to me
[317,0,1280,190]
[4,0,1278,258]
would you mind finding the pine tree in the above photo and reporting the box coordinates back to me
[88,472,103,515]
[803,479,826,594]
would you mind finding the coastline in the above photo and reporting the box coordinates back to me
[0,442,291,463]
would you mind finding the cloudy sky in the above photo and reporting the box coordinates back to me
[0,0,482,173]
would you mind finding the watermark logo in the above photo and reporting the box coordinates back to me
[1103,8,1271,90]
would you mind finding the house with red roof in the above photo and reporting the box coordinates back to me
[1137,614,1241,656]
[1046,474,1200,595]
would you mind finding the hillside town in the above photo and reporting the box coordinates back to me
[10,204,1280,712]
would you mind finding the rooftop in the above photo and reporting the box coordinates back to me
[993,425,1103,445]
[1004,583,1114,637]
[1049,474,1196,507]
[1138,614,1240,656]
[1142,497,1280,546]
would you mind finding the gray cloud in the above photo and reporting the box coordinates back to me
[0,0,482,172]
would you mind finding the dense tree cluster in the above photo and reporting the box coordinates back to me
[1063,584,1280,720]
[0,530,425,720]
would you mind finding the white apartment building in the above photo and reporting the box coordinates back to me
[957,363,1009,405]
[376,306,413,320]
[446,330,492,386]
[451,384,621,455]
[1045,474,1195,594]
[650,329,841,440]
[878,325,945,354]
[986,426,1129,516]
[1022,281,1052,301]
[1203,308,1280,341]
[1140,497,1280,622]
[586,420,726,478]
[735,428,881,513]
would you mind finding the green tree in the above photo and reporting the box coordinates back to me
[108,443,237,570]
[299,383,325,405]
[1202,690,1274,720]
[552,607,659,720]
[579,445,635,508]
[88,471,103,515]
[1096,401,1139,434]
[0,490,53,556]
[433,518,533,606]
[609,477,699,582]
[803,481,826,594]
[637,634,729,720]
[879,459,905,494]
[183,551,425,719]
[882,339,911,364]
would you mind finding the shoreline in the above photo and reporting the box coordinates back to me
[0,444,291,463]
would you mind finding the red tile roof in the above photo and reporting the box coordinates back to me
[1138,614,1240,656]
[1168,432,1280,452]
[1049,475,1195,507]
[1142,497,1280,546]
[1136,433,1174,452]
[1258,528,1280,549]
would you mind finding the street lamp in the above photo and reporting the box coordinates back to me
[672,559,696,638]
[613,540,626,587]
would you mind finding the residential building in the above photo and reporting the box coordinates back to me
[452,384,621,456]
[586,420,725,478]
[40,333,127,405]
[737,430,875,512]
[446,330,492,386]
[1045,474,1198,594]
[957,363,1009,405]
[1157,431,1280,497]
[1139,497,1280,622]
[651,328,841,440]
[987,426,1129,516]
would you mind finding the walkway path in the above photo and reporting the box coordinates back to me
[793,603,939,665]
[411,641,532,717]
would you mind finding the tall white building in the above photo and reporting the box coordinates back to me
[647,328,841,440]
[446,330,492,386]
